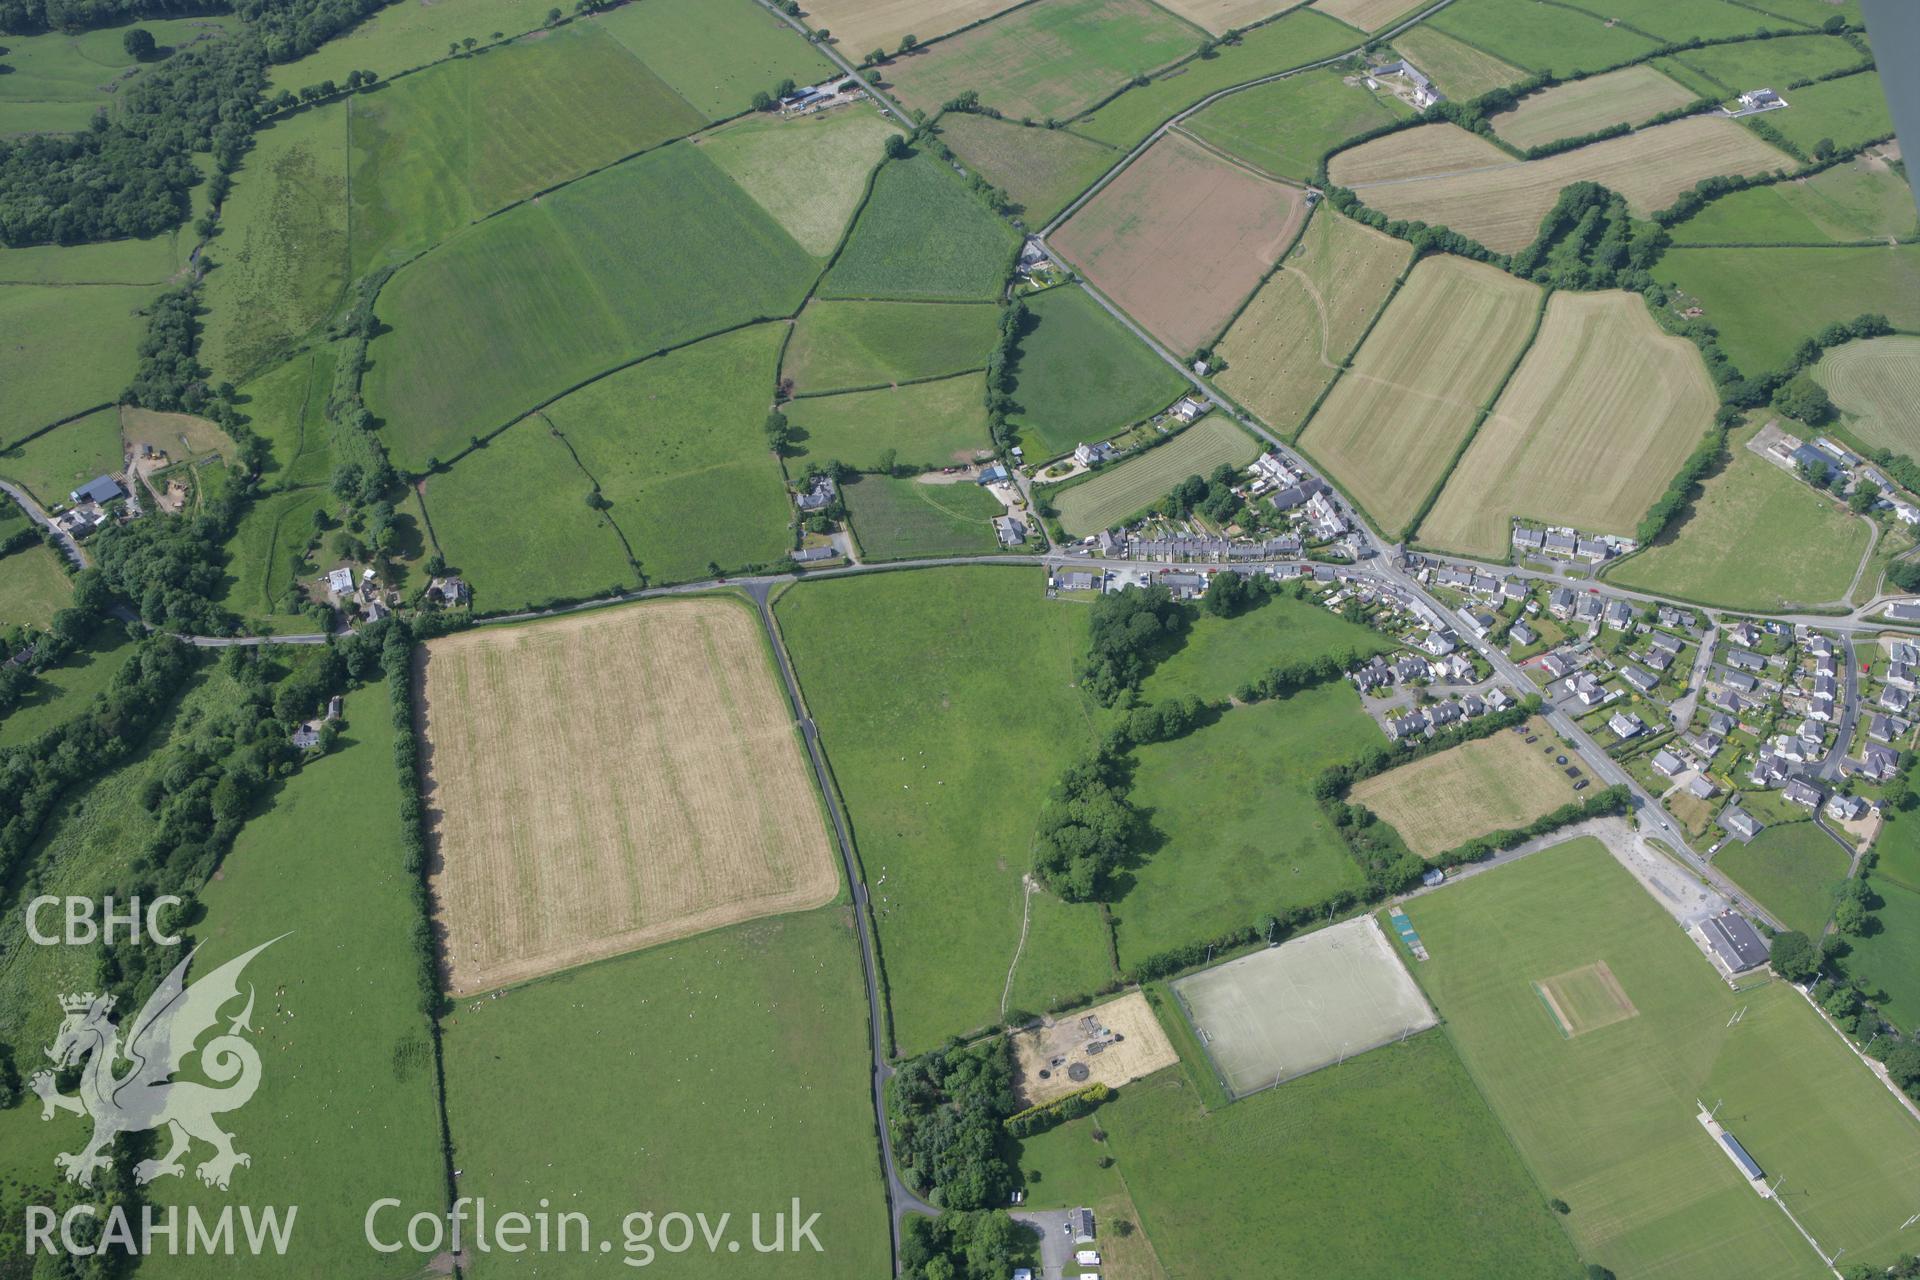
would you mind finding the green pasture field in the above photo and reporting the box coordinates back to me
[1216,206,1411,438]
[1403,836,1920,1279]
[1740,0,1861,23]
[0,16,235,131]
[213,485,328,628]
[540,325,794,584]
[1656,244,1920,375]
[596,0,833,117]
[1114,684,1379,967]
[1671,156,1918,245]
[0,405,126,506]
[1139,590,1389,705]
[1876,812,1920,894]
[0,632,138,749]
[268,0,548,93]
[843,474,1005,560]
[1816,335,1920,455]
[1073,9,1362,151]
[788,374,992,471]
[936,112,1121,226]
[783,299,1000,393]
[366,141,816,471]
[0,544,72,628]
[0,223,185,285]
[775,567,1114,1051]
[886,0,1199,123]
[1714,821,1850,936]
[1605,425,1866,610]
[201,103,349,380]
[1008,286,1186,461]
[694,109,899,257]
[818,150,1019,302]
[1104,1034,1584,1278]
[1844,877,1920,1035]
[1552,0,1791,40]
[1387,24,1526,100]
[440,907,890,1279]
[0,286,149,454]
[1656,35,1867,98]
[346,23,707,270]
[1753,71,1894,155]
[1489,64,1698,151]
[1185,67,1413,182]
[141,683,446,1280]
[1428,0,1661,76]
[424,420,637,611]
[1051,415,1261,537]
[0,663,239,1051]
[242,348,337,489]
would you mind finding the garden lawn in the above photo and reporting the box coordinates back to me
[1428,0,1662,76]
[0,405,127,507]
[241,349,336,490]
[346,23,707,270]
[1216,206,1411,438]
[1073,9,1363,151]
[1387,24,1525,100]
[542,326,795,584]
[1656,245,1920,375]
[0,544,72,628]
[0,632,137,749]
[1402,836,1920,1279]
[200,103,350,381]
[0,288,149,454]
[789,374,992,470]
[775,567,1115,1051]
[1051,415,1262,537]
[423,421,637,611]
[694,109,899,257]
[1845,877,1920,1035]
[1713,821,1850,936]
[1817,336,1920,456]
[366,141,816,471]
[1008,286,1187,460]
[936,112,1121,225]
[1607,424,1867,610]
[1140,590,1388,705]
[212,486,328,629]
[1671,155,1918,245]
[439,908,890,1280]
[783,299,1001,393]
[1104,1034,1584,1278]
[843,474,1005,559]
[141,684,447,1280]
[268,0,549,93]
[594,0,834,117]
[1115,684,1381,966]
[886,0,1200,122]
[1185,67,1412,182]
[818,150,1019,301]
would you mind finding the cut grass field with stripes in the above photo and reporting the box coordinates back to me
[1051,415,1262,537]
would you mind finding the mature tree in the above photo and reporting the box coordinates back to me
[122,27,156,60]
[751,89,773,111]
[1769,930,1819,982]
[898,33,918,53]
[884,132,910,160]
[1849,480,1880,513]
[1775,374,1832,425]
[763,409,792,454]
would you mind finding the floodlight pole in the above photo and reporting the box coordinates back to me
[1710,1098,1725,1121]
[1900,1210,1920,1230]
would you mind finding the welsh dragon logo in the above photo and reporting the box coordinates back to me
[32,937,281,1191]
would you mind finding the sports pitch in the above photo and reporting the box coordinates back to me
[1170,915,1436,1099]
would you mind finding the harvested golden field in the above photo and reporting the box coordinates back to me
[1325,120,1512,186]
[1490,64,1698,151]
[1159,0,1304,34]
[1011,991,1179,1105]
[1350,716,1578,856]
[1336,117,1793,252]
[1312,0,1422,32]
[1297,254,1540,536]
[1053,131,1309,354]
[1217,207,1411,436]
[803,0,1019,57]
[1418,291,1716,557]
[419,598,839,996]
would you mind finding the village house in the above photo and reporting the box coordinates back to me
[1720,807,1763,841]
[1512,525,1545,553]
[1571,673,1607,707]
[1828,793,1870,823]
[1739,86,1783,110]
[1728,623,1761,648]
[1510,621,1538,647]
[1073,441,1117,468]
[1651,749,1687,778]
[1785,778,1823,809]
[791,545,837,564]
[1621,664,1657,694]
[1725,648,1766,672]
[796,474,836,512]
[1884,601,1920,623]
[1170,395,1210,424]
[1608,710,1644,740]
[994,514,1028,546]
[1304,491,1347,540]
[1644,646,1675,673]
[1687,774,1717,800]
[1548,587,1576,619]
